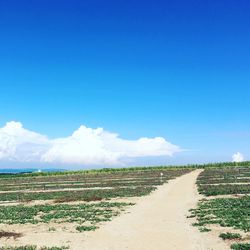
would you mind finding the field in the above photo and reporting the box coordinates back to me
[0,167,192,249]
[189,166,250,250]
[1,164,250,250]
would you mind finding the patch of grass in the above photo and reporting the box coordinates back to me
[199,227,211,232]
[230,243,250,250]
[219,232,242,240]
[0,247,36,250]
[76,225,98,232]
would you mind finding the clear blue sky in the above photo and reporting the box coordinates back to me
[0,0,250,167]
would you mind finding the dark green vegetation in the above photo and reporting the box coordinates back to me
[0,186,155,202]
[190,166,250,249]
[76,225,98,232]
[0,179,165,192]
[190,196,250,232]
[0,202,133,225]
[219,232,242,240]
[231,243,250,250]
[198,184,250,196]
[198,227,211,232]
[197,167,250,196]
[0,247,69,250]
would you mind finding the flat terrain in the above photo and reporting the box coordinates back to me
[0,168,193,249]
[1,166,249,249]
[83,170,228,250]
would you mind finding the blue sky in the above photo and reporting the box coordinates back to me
[0,0,250,168]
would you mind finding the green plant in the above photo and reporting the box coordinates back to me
[199,227,211,232]
[76,225,98,232]
[0,246,37,250]
[0,246,69,250]
[219,232,242,240]
[231,243,250,250]
[0,202,134,225]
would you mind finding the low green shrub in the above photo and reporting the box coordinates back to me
[76,225,98,232]
[219,232,242,240]
[231,243,250,250]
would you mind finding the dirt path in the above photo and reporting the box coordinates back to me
[81,170,228,250]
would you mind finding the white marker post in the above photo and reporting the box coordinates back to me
[160,172,163,182]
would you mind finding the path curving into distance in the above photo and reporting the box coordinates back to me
[82,169,228,250]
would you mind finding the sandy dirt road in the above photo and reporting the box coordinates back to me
[82,169,228,250]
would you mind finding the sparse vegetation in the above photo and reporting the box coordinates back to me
[0,202,134,225]
[219,232,242,240]
[198,227,211,232]
[190,196,250,232]
[0,167,193,249]
[189,166,250,247]
[0,247,69,250]
[76,225,98,232]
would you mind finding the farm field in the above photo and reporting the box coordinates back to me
[190,166,250,250]
[0,167,192,249]
[0,164,250,250]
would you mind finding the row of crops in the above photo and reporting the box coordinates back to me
[190,166,250,250]
[0,202,134,225]
[0,168,192,202]
[197,167,250,196]
[0,187,155,202]
[0,246,69,250]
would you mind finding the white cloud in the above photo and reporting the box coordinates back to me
[232,152,244,162]
[0,121,181,165]
[0,121,49,162]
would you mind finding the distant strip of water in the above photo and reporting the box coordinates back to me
[0,168,65,174]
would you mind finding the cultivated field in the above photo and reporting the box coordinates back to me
[189,166,250,250]
[0,164,249,250]
[0,167,192,249]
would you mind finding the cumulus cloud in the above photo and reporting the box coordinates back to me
[0,121,50,162]
[232,152,244,162]
[0,121,181,165]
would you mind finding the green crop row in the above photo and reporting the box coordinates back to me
[0,178,168,192]
[197,168,250,184]
[0,186,156,202]
[0,247,69,250]
[196,167,250,196]
[0,202,134,225]
[231,243,250,250]
[189,196,250,232]
[0,168,192,182]
[198,184,250,196]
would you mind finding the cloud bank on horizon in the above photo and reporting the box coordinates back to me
[0,121,181,166]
